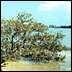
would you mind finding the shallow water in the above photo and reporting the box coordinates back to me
[18,51,71,71]
[49,28,71,48]
[2,51,71,71]
[58,51,71,71]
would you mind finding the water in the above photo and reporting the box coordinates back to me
[49,28,71,48]
[58,51,71,71]
[19,50,71,71]
[49,28,71,71]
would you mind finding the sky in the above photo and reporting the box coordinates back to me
[1,1,71,26]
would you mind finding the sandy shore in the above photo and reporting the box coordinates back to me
[1,61,27,71]
[1,61,63,71]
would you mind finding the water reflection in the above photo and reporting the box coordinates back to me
[19,60,66,71]
[19,57,70,71]
[18,51,71,71]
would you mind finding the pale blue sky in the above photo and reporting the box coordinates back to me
[1,1,71,26]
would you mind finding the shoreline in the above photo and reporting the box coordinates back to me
[1,61,64,71]
[1,51,71,71]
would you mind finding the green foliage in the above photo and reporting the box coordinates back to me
[1,12,66,63]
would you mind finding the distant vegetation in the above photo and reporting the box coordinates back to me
[49,25,71,28]
[1,12,68,64]
[55,25,71,28]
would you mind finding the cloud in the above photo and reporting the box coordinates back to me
[37,1,71,26]
[38,1,71,11]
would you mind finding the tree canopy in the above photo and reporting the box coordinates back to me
[1,12,66,63]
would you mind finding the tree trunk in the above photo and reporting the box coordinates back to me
[22,33,26,48]
[11,33,16,50]
[11,36,14,50]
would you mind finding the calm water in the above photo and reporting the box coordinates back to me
[49,28,71,48]
[19,50,71,71]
